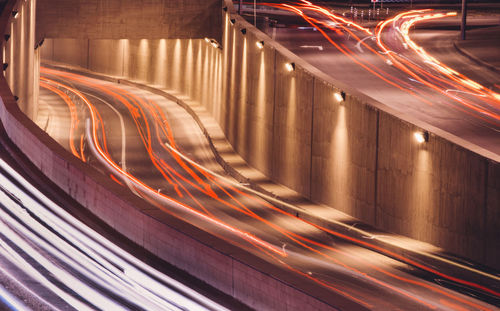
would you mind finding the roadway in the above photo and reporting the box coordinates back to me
[36,66,500,310]
[0,122,235,310]
[251,1,500,156]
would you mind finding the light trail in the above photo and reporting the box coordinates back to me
[0,157,229,311]
[257,1,500,125]
[38,67,499,310]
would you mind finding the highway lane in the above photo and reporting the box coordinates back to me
[0,130,231,310]
[38,67,500,310]
[255,2,500,156]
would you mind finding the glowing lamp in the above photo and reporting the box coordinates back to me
[256,41,264,49]
[334,91,346,103]
[241,28,247,35]
[230,18,236,25]
[285,62,295,72]
[12,11,18,19]
[414,131,429,143]
[204,37,211,43]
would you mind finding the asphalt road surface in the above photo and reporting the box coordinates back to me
[36,67,500,310]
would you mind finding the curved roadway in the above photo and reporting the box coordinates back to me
[36,67,499,310]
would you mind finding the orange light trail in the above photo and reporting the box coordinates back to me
[40,67,498,310]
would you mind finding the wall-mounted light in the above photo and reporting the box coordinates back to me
[223,7,228,12]
[4,34,10,42]
[210,40,219,49]
[35,38,44,50]
[334,91,346,103]
[13,95,19,101]
[230,18,236,25]
[256,41,264,49]
[241,28,247,35]
[285,62,295,72]
[2,63,8,71]
[204,37,211,43]
[12,11,18,19]
[414,131,429,143]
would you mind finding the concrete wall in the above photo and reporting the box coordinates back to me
[36,0,221,41]
[38,0,500,269]
[2,0,38,119]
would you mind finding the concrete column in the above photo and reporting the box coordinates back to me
[4,0,38,120]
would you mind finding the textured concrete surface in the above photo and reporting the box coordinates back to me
[377,111,489,264]
[2,0,38,119]
[36,0,221,41]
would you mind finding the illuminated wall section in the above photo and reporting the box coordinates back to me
[4,0,38,120]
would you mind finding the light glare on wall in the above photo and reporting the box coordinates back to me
[205,38,220,49]
[285,62,295,72]
[414,131,429,143]
[256,41,264,49]
[334,91,345,103]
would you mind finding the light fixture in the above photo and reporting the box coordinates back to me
[414,131,429,143]
[223,7,228,12]
[35,38,44,49]
[2,63,8,71]
[256,41,264,49]
[285,62,295,72]
[12,11,18,19]
[241,28,247,35]
[230,18,236,25]
[13,95,19,101]
[204,37,211,43]
[4,34,10,42]
[210,40,219,48]
[334,91,346,103]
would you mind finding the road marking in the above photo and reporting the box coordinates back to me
[300,45,324,51]
[355,36,375,53]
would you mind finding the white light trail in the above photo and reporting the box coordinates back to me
[0,158,228,311]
